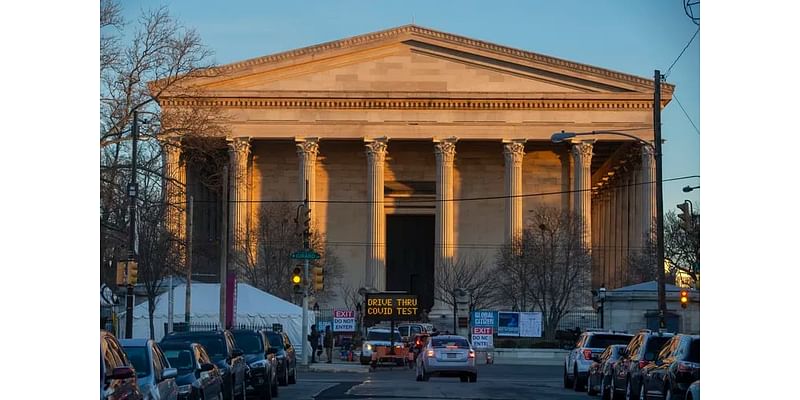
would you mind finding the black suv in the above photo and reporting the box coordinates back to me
[262,330,297,386]
[611,329,674,400]
[640,334,700,400]
[162,330,247,400]
[232,329,278,399]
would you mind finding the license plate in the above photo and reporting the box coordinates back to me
[447,353,456,358]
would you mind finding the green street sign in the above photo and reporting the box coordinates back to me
[291,250,320,260]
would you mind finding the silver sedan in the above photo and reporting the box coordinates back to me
[415,335,477,382]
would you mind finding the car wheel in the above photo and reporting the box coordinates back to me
[469,373,477,383]
[422,366,430,381]
[271,375,279,399]
[588,374,598,396]
[564,367,572,388]
[664,387,673,400]
[599,377,607,400]
[640,382,647,400]
[460,375,468,382]
[574,366,585,392]
[626,379,640,400]
[288,366,296,385]
[238,379,247,400]
[278,363,288,386]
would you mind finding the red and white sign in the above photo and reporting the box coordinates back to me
[332,309,356,332]
[473,326,493,335]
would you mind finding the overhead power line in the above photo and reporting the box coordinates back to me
[672,94,700,135]
[665,27,700,78]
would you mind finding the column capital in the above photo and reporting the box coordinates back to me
[365,137,389,163]
[571,140,594,164]
[503,139,526,164]
[434,137,457,164]
[227,136,251,155]
[295,137,319,157]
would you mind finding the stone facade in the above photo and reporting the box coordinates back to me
[156,25,673,308]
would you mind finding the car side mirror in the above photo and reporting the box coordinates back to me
[162,368,178,380]
[231,349,244,358]
[267,348,278,355]
[199,363,215,372]
[108,366,135,380]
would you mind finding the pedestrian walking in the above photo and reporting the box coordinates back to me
[308,325,320,363]
[324,325,334,363]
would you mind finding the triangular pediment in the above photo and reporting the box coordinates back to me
[157,25,672,98]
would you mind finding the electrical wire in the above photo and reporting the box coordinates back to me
[665,27,699,78]
[672,94,700,135]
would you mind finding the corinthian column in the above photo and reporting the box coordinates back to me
[434,138,457,269]
[296,137,319,220]
[228,137,251,264]
[163,137,186,250]
[503,140,525,246]
[365,138,388,290]
[640,145,656,242]
[571,140,594,247]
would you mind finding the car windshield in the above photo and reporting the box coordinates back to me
[163,349,195,373]
[398,326,410,337]
[687,339,700,362]
[165,336,226,361]
[367,331,402,342]
[266,333,284,349]
[431,337,470,349]
[123,346,150,378]
[586,335,632,349]
[232,333,263,354]
[643,336,673,360]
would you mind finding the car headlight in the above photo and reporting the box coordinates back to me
[364,344,372,351]
[177,385,192,395]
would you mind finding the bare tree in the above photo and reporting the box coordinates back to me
[626,210,699,288]
[493,208,592,340]
[434,255,499,314]
[100,0,226,292]
[236,204,344,303]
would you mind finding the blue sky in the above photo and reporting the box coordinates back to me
[120,0,700,210]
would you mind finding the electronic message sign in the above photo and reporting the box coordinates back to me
[363,293,419,322]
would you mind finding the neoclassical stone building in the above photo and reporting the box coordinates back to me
[157,25,673,310]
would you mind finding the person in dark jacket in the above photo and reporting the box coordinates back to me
[323,326,333,363]
[308,325,320,363]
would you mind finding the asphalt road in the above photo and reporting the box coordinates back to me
[272,364,591,400]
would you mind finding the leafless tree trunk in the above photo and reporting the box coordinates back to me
[434,255,499,314]
[627,211,699,288]
[493,207,592,340]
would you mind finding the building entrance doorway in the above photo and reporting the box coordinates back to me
[386,215,434,313]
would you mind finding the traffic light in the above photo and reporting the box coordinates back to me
[292,267,302,286]
[677,201,692,231]
[312,265,324,292]
[680,289,689,309]
[127,261,138,286]
[295,204,311,238]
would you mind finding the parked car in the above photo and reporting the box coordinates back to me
[397,323,434,344]
[564,330,633,392]
[262,330,297,386]
[684,380,699,400]
[232,329,278,399]
[160,341,224,400]
[415,335,477,382]
[119,339,179,400]
[640,335,699,400]
[161,330,247,400]
[360,328,403,365]
[587,344,627,399]
[101,330,144,400]
[610,330,674,400]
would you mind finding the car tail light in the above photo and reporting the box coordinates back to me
[638,360,649,369]
[468,350,475,359]
[583,349,593,360]
[427,350,435,357]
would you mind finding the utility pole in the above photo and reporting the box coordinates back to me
[220,167,229,329]
[654,70,667,331]
[168,275,174,333]
[301,179,310,367]
[185,196,193,325]
[125,111,139,338]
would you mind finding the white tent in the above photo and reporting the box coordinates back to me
[120,282,314,355]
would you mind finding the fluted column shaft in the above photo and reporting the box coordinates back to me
[641,145,656,241]
[503,140,525,246]
[571,141,594,247]
[228,137,251,263]
[296,138,319,222]
[163,137,186,246]
[435,139,457,269]
[365,138,388,290]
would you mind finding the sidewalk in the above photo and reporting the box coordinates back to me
[298,350,370,373]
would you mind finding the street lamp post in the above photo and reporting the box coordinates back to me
[552,70,668,331]
[598,286,606,329]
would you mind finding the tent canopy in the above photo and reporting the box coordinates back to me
[120,282,314,355]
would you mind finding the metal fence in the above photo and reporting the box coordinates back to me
[554,311,600,331]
